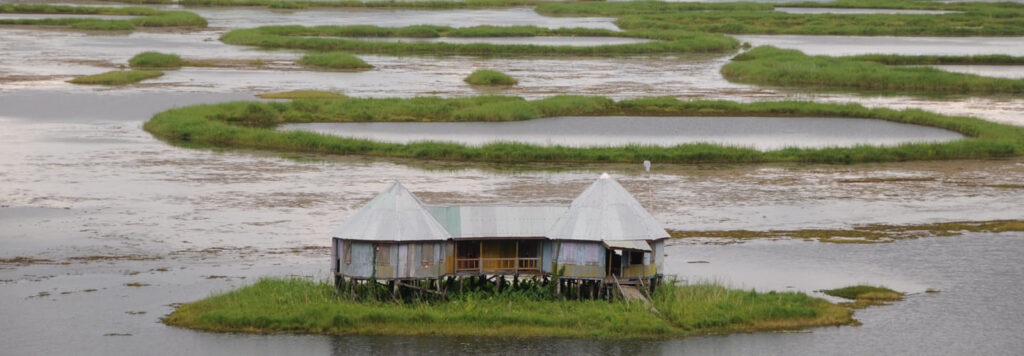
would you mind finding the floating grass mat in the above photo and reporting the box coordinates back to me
[537,0,1024,37]
[822,285,904,308]
[143,95,1024,165]
[669,220,1024,244]
[721,46,1024,96]
[68,70,163,85]
[0,4,207,31]
[298,52,373,71]
[164,278,860,339]
[219,25,739,56]
[465,69,517,86]
[129,52,186,69]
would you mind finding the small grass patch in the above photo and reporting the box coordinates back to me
[164,278,860,339]
[722,46,1024,96]
[129,52,185,69]
[823,285,903,308]
[0,4,207,31]
[257,90,347,99]
[68,70,163,85]
[465,69,517,86]
[298,52,372,71]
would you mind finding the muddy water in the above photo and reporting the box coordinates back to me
[310,36,653,46]
[175,6,622,30]
[733,35,1024,56]
[280,116,964,150]
[1,4,1023,355]
[1,90,1023,355]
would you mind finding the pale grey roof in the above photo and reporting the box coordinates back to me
[330,182,451,242]
[603,240,652,252]
[426,204,568,238]
[547,173,669,241]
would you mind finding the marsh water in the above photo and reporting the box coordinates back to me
[313,36,654,46]
[280,116,964,150]
[2,2,1024,355]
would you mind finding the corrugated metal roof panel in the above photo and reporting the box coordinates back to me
[603,240,652,252]
[426,204,568,238]
[547,173,670,241]
[329,182,451,241]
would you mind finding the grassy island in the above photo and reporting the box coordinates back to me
[299,52,373,71]
[129,52,186,69]
[69,70,163,85]
[143,95,1024,165]
[823,285,904,308]
[218,25,739,56]
[465,69,518,86]
[165,278,868,339]
[722,47,1024,96]
[0,4,207,31]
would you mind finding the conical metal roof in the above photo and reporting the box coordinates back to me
[329,182,452,241]
[546,173,669,241]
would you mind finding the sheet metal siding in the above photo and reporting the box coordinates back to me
[331,238,339,274]
[541,241,554,273]
[343,241,376,278]
[652,240,665,272]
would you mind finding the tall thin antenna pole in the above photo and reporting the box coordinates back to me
[643,160,652,213]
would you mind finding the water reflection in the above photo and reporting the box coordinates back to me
[280,116,964,150]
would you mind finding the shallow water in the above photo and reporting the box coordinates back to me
[774,7,957,15]
[1,4,1023,355]
[280,116,963,150]
[931,64,1024,79]
[0,13,138,20]
[309,35,653,46]
[732,35,1024,56]
[184,6,622,30]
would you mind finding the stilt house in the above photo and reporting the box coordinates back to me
[331,174,668,287]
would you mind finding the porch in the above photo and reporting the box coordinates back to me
[453,239,543,275]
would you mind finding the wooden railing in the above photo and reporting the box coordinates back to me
[455,257,540,273]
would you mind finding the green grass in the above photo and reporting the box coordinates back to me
[129,52,185,69]
[822,285,903,308]
[257,90,347,99]
[298,52,373,71]
[537,0,1024,37]
[465,69,517,86]
[142,95,1024,165]
[721,46,1024,95]
[669,220,1024,244]
[68,70,163,85]
[0,4,207,31]
[843,54,1024,66]
[164,278,857,339]
[219,25,739,56]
